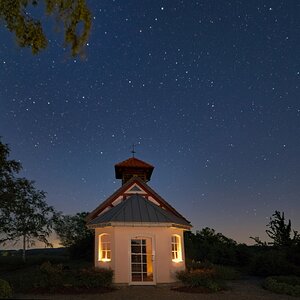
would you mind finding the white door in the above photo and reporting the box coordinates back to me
[130,237,154,284]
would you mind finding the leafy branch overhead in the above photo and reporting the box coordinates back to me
[0,0,92,56]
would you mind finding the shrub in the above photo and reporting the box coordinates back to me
[0,279,12,299]
[37,261,64,288]
[186,260,214,271]
[176,269,224,291]
[38,263,113,289]
[251,250,296,276]
[186,261,240,280]
[214,265,240,280]
[263,276,300,297]
[72,268,113,288]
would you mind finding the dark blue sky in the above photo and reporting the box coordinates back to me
[1,0,299,244]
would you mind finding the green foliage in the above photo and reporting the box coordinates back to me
[0,139,22,229]
[38,261,64,288]
[251,211,300,248]
[0,279,12,299]
[263,276,300,297]
[250,250,298,276]
[266,211,300,247]
[0,139,21,186]
[72,267,113,288]
[186,261,240,280]
[0,139,55,262]
[287,244,300,266]
[0,253,68,272]
[0,0,91,56]
[0,257,92,292]
[0,178,55,261]
[54,212,94,260]
[184,228,239,266]
[31,262,113,290]
[214,265,240,280]
[176,263,238,292]
[1,259,112,293]
[176,269,225,292]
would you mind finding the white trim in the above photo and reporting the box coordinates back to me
[88,222,191,230]
[125,183,147,194]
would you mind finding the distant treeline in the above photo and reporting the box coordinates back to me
[184,217,300,276]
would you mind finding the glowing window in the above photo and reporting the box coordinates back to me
[99,234,111,262]
[171,235,182,262]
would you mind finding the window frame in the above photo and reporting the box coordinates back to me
[171,234,183,263]
[98,233,111,262]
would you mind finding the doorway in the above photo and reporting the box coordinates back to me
[130,237,154,284]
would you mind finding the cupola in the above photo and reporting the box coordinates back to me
[114,157,154,185]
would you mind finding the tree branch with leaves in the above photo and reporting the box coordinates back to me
[0,178,55,262]
[0,139,56,262]
[0,0,92,56]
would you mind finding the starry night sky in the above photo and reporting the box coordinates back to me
[1,0,299,244]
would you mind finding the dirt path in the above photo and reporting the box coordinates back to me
[14,279,296,300]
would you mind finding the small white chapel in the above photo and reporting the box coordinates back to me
[86,156,192,285]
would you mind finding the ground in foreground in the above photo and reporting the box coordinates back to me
[13,278,297,300]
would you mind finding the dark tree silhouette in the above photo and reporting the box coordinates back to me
[0,0,92,56]
[0,178,55,262]
[54,211,93,260]
[266,210,299,247]
[0,139,55,262]
[0,139,22,192]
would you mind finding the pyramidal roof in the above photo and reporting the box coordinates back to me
[88,194,191,229]
[115,157,154,181]
[86,176,190,224]
[115,157,154,169]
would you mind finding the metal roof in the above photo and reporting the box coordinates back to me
[86,177,191,224]
[88,194,191,228]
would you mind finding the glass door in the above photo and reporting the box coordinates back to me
[131,237,153,283]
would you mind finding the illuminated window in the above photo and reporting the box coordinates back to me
[99,234,111,262]
[171,235,182,262]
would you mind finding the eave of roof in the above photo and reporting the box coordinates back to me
[88,222,191,230]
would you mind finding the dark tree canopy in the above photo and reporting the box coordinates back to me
[0,139,55,262]
[0,139,21,188]
[266,210,299,247]
[185,227,239,266]
[0,0,92,56]
[54,211,94,260]
[0,178,55,261]
[54,211,92,247]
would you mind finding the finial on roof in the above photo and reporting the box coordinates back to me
[131,143,136,157]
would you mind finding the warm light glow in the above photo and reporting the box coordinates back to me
[171,234,183,263]
[98,233,111,262]
[101,258,111,262]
